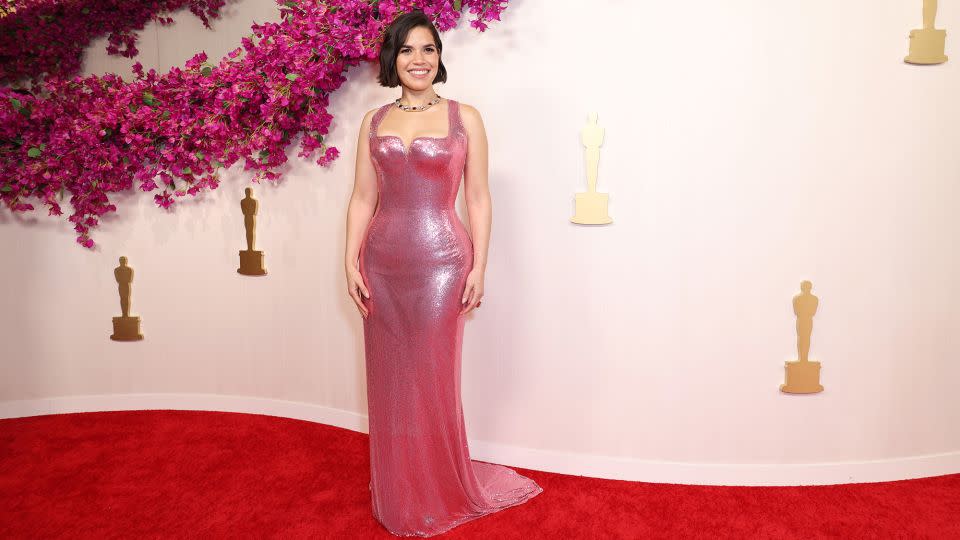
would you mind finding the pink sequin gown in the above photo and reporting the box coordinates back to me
[358,99,543,536]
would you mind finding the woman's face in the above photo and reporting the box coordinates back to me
[395,26,439,90]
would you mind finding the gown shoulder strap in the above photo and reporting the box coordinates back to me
[369,103,391,141]
[449,99,463,137]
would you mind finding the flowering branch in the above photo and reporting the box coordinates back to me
[0,0,510,248]
[1,0,228,87]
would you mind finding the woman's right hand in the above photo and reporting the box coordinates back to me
[346,265,371,319]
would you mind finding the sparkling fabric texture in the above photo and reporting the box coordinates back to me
[359,99,543,537]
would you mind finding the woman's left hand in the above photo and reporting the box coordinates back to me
[460,268,485,315]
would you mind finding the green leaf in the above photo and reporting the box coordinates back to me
[284,0,296,7]
[454,0,462,10]
[1,185,12,192]
[183,167,193,175]
[285,73,299,82]
[81,7,90,14]
[161,110,171,120]
[10,98,22,109]
[195,151,204,160]
[201,66,212,77]
[27,147,41,158]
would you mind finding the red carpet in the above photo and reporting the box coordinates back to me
[0,410,957,538]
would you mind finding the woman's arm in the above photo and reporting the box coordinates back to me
[345,109,378,317]
[459,103,490,314]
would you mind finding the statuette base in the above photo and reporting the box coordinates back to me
[238,250,267,276]
[571,192,613,224]
[780,360,824,394]
[905,28,948,65]
[110,316,143,341]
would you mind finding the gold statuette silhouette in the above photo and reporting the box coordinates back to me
[571,112,612,224]
[905,0,948,65]
[781,280,823,394]
[110,256,144,341]
[238,187,267,276]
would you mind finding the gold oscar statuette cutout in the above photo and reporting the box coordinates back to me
[780,280,824,394]
[905,0,948,64]
[571,111,613,224]
[110,256,144,341]
[238,187,267,276]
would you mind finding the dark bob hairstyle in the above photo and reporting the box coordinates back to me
[377,10,448,88]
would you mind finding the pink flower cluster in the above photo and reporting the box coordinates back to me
[0,0,510,249]
[1,0,227,86]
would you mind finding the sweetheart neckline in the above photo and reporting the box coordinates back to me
[374,133,451,155]
[373,99,454,155]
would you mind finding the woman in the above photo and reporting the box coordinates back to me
[343,10,543,538]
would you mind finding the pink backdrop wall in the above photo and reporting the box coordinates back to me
[1,0,957,485]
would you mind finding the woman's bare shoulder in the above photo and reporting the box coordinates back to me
[358,105,382,131]
[456,101,484,130]
[363,106,381,121]
[456,100,480,117]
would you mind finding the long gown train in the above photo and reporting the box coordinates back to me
[359,98,543,537]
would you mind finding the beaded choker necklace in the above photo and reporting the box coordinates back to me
[394,94,442,112]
